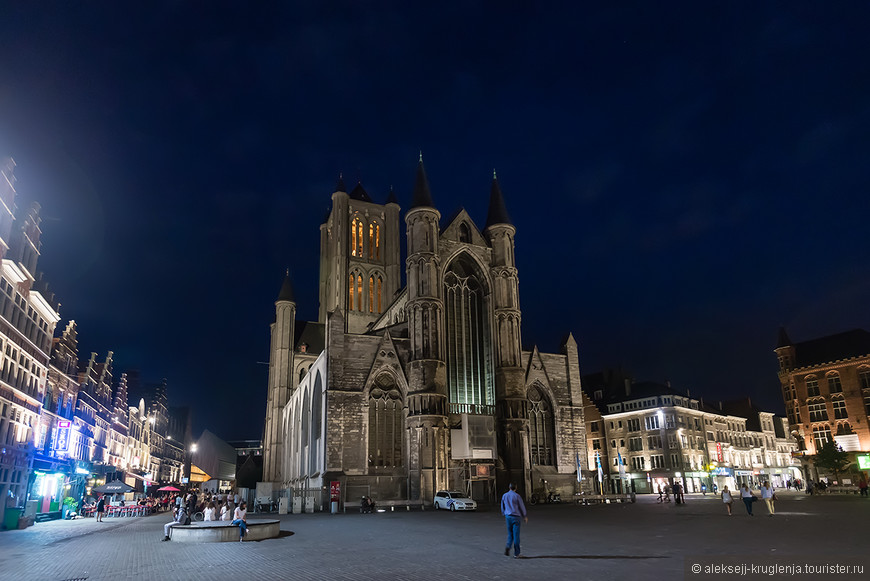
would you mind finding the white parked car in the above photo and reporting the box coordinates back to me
[433,490,477,511]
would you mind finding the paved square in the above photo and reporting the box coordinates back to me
[1,491,866,580]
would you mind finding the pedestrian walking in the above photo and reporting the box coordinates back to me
[657,484,663,503]
[740,484,755,516]
[760,481,775,516]
[858,477,868,497]
[500,483,527,559]
[721,486,734,516]
[95,496,106,522]
[232,501,248,542]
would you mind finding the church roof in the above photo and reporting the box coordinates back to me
[277,271,295,302]
[484,172,512,228]
[790,329,870,368]
[294,321,325,353]
[410,159,434,209]
[349,182,373,202]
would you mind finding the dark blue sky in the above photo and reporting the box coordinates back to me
[1,3,867,440]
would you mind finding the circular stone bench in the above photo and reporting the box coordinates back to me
[169,519,280,543]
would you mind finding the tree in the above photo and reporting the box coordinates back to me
[813,440,850,482]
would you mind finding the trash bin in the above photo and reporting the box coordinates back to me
[330,501,338,514]
[278,497,289,515]
[3,508,22,530]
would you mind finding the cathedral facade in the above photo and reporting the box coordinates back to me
[262,161,590,508]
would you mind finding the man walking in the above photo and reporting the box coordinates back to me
[500,483,528,559]
[95,495,106,522]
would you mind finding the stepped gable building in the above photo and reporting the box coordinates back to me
[263,160,589,507]
[776,327,870,462]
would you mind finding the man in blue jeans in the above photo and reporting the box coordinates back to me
[500,483,528,558]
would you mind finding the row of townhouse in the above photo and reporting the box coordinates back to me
[0,159,188,529]
[582,371,801,495]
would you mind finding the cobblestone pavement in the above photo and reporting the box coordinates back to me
[0,491,867,581]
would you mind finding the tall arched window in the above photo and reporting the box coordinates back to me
[348,274,355,310]
[310,373,323,474]
[357,274,363,311]
[368,376,403,467]
[836,421,853,435]
[444,256,494,409]
[376,276,383,313]
[374,223,380,259]
[459,222,471,243]
[351,218,364,257]
[368,276,374,313]
[827,372,843,393]
[528,385,555,465]
[300,393,309,476]
[859,367,870,389]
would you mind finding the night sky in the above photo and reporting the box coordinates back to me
[1,3,867,441]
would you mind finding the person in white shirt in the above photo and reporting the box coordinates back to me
[760,481,775,516]
[720,486,734,516]
[740,485,755,516]
[232,501,248,541]
[203,501,216,521]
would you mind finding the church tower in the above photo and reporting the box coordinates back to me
[263,272,296,482]
[484,174,530,493]
[319,176,401,334]
[404,158,449,500]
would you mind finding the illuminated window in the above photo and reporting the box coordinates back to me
[369,224,374,259]
[445,258,494,407]
[368,276,374,313]
[349,274,354,310]
[352,218,364,257]
[375,224,380,259]
[357,275,363,311]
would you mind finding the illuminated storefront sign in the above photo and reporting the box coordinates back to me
[857,454,870,471]
[54,421,71,452]
[716,443,723,462]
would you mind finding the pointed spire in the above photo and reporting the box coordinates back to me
[385,184,399,205]
[335,172,346,193]
[485,170,512,228]
[410,157,434,208]
[277,269,295,303]
[777,326,792,348]
[349,181,372,202]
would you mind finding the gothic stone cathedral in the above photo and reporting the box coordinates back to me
[262,161,589,507]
